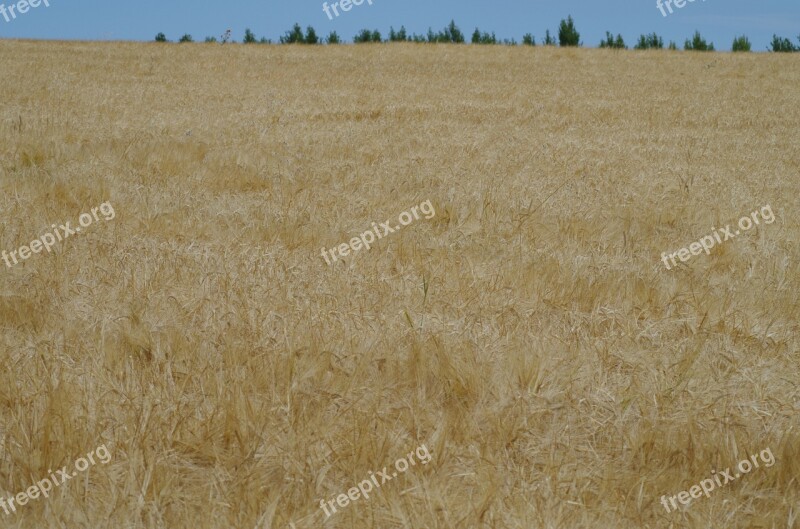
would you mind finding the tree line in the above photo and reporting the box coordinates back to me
[154,16,800,52]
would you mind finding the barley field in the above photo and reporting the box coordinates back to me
[0,40,798,529]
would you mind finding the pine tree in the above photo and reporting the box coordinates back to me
[732,35,751,52]
[280,23,305,44]
[557,15,580,46]
[305,26,319,44]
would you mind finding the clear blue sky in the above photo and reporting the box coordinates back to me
[0,0,798,51]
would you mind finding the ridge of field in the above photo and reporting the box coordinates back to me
[0,41,798,529]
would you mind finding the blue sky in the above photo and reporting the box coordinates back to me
[0,0,798,51]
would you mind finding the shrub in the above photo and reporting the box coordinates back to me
[305,26,319,44]
[503,38,517,46]
[557,15,580,46]
[204,36,217,43]
[178,34,193,43]
[522,33,535,46]
[770,34,797,52]
[684,31,714,51]
[243,28,257,44]
[543,29,556,46]
[326,31,341,44]
[472,28,496,44]
[732,35,751,52]
[155,32,168,42]
[259,37,272,44]
[280,23,305,44]
[410,33,427,43]
[371,29,382,42]
[668,41,677,50]
[634,33,663,50]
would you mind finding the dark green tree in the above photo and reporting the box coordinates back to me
[634,33,663,50]
[445,19,465,43]
[543,29,556,46]
[178,34,193,43]
[389,26,409,42]
[522,33,535,46]
[557,15,580,46]
[243,28,257,44]
[732,35,751,52]
[600,32,626,49]
[305,26,319,44]
[648,33,663,48]
[326,31,341,44]
[684,31,714,51]
[354,29,381,43]
[155,32,167,42]
[428,20,465,43]
[769,34,797,52]
[204,36,217,43]
[472,28,496,44]
[280,23,305,44]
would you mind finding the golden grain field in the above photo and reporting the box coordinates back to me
[0,40,798,529]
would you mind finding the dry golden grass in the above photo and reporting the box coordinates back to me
[0,40,799,529]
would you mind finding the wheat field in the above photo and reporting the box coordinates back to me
[0,40,798,529]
